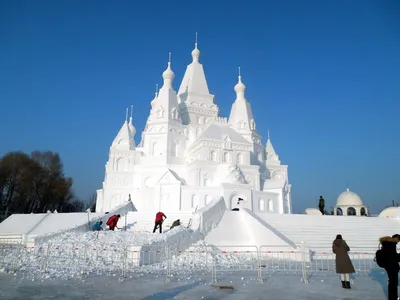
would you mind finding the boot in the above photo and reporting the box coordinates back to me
[345,281,351,289]
[341,281,346,288]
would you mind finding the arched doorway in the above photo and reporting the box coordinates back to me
[336,207,343,216]
[361,207,366,216]
[347,207,356,216]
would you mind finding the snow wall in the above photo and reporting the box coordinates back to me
[131,197,227,266]
[34,201,136,246]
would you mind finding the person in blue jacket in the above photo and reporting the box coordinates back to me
[92,220,103,231]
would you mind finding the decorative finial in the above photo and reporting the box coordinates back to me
[191,34,200,62]
[130,105,133,119]
[268,129,270,140]
[234,67,246,96]
[162,53,175,88]
[125,108,128,122]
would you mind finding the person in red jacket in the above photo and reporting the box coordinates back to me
[106,214,121,231]
[153,211,166,233]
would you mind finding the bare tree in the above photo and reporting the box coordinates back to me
[0,150,83,221]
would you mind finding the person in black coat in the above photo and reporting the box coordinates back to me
[318,196,325,215]
[379,234,400,300]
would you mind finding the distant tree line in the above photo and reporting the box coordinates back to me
[0,151,86,222]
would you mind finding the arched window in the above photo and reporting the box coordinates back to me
[171,108,178,119]
[347,207,356,216]
[152,142,160,156]
[210,150,216,161]
[223,152,231,163]
[237,153,243,164]
[116,157,128,171]
[259,199,265,211]
[361,207,366,216]
[336,207,343,216]
[172,141,180,157]
[268,199,274,212]
[191,194,199,208]
[155,107,164,118]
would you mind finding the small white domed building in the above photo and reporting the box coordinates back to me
[334,188,368,216]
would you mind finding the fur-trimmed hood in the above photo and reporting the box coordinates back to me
[379,236,400,243]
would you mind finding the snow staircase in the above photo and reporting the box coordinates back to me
[120,211,194,233]
[257,213,400,251]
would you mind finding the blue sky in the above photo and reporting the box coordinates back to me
[0,0,399,213]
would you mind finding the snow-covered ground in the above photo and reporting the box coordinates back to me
[0,217,390,299]
[0,270,389,299]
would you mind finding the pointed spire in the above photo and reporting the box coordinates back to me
[234,67,246,100]
[112,111,135,150]
[265,131,280,165]
[162,52,175,89]
[191,32,200,62]
[177,36,211,97]
[228,67,257,134]
[266,139,276,155]
[150,84,159,107]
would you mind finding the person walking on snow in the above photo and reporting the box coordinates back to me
[318,196,325,215]
[92,220,103,231]
[153,211,166,233]
[106,214,120,231]
[332,234,355,289]
[379,234,400,300]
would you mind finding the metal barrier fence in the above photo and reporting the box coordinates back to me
[306,247,376,275]
[0,243,380,284]
[0,235,23,245]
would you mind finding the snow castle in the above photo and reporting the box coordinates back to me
[95,42,291,215]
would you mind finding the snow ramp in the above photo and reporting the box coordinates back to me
[127,197,227,266]
[205,208,296,252]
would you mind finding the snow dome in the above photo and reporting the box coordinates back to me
[334,188,368,216]
[336,188,363,206]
